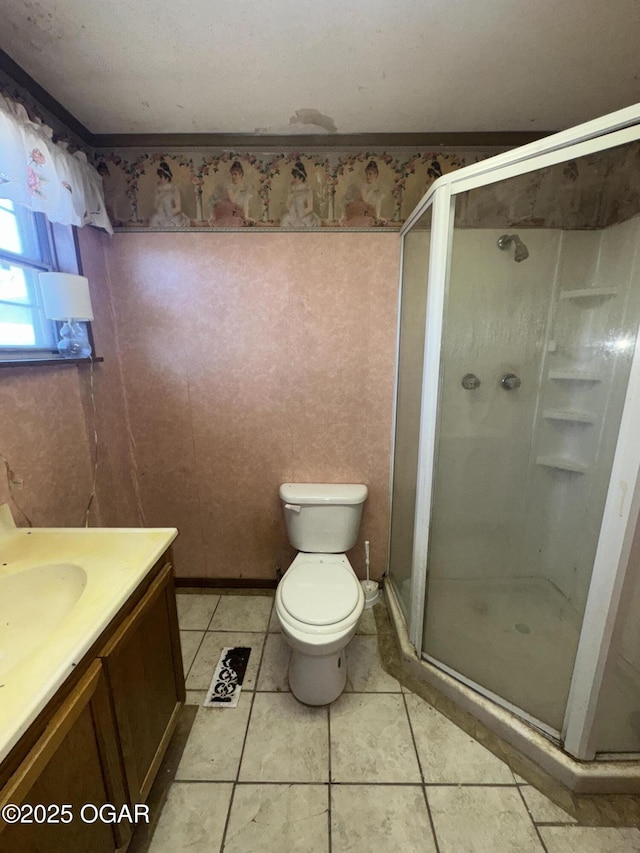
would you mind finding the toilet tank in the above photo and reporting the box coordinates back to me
[280,483,368,553]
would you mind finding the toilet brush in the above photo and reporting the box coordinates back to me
[361,540,379,609]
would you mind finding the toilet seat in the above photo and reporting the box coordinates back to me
[276,553,363,639]
[280,555,361,627]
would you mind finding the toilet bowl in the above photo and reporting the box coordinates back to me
[276,483,368,705]
[275,553,364,705]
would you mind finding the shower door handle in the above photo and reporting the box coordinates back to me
[501,373,521,390]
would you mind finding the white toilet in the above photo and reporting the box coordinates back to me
[275,482,368,705]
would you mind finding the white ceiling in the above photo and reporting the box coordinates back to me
[1,0,640,136]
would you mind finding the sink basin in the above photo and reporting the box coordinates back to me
[0,563,87,680]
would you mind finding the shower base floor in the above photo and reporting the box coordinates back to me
[423,575,640,750]
[423,576,581,732]
[388,580,640,790]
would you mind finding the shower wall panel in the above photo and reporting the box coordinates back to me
[428,228,560,583]
[523,216,640,613]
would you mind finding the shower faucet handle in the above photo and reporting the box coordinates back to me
[461,373,481,390]
[501,373,521,390]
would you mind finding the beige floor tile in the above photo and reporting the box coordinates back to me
[184,690,207,705]
[147,781,233,853]
[224,784,328,853]
[427,786,543,853]
[540,826,640,852]
[175,695,252,781]
[405,694,514,783]
[209,595,272,632]
[345,635,401,692]
[520,785,577,824]
[356,608,377,635]
[331,785,436,853]
[330,694,421,783]
[268,604,281,632]
[179,630,203,676]
[186,631,265,690]
[257,633,291,692]
[176,593,220,630]
[239,693,329,782]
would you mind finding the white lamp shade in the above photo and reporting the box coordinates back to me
[39,273,94,321]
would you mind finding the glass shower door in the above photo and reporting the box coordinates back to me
[388,206,431,619]
[421,142,640,734]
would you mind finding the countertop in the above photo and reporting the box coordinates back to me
[0,523,178,764]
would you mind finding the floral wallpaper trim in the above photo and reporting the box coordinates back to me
[96,140,640,233]
[95,148,493,231]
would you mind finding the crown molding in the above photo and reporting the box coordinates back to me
[91,130,551,151]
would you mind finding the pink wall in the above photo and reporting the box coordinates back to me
[0,364,94,526]
[1,229,399,581]
[89,231,401,581]
[76,227,143,528]
[0,229,138,529]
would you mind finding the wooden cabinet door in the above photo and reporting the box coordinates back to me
[100,563,185,804]
[0,661,129,853]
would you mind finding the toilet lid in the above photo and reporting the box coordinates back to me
[281,560,360,626]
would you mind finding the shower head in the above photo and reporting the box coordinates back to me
[514,240,529,263]
[497,234,529,262]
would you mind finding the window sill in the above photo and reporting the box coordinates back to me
[0,356,104,368]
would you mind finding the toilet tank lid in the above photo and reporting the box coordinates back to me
[279,483,368,505]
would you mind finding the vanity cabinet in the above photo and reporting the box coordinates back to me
[0,662,130,853]
[0,556,184,853]
[99,561,185,804]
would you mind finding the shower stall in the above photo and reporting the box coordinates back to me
[387,104,640,791]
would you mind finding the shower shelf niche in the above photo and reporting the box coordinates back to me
[536,455,588,474]
[559,287,618,300]
[543,409,596,424]
[548,370,602,382]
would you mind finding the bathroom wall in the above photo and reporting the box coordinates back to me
[0,364,95,526]
[76,227,144,528]
[79,231,400,581]
[0,228,139,530]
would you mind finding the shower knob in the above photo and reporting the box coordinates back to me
[461,373,481,390]
[501,373,521,390]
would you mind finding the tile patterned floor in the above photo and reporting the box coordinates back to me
[143,592,640,853]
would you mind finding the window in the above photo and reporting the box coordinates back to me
[0,198,58,357]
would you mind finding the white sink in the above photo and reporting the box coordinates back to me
[0,563,87,680]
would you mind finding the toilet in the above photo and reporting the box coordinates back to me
[275,482,368,705]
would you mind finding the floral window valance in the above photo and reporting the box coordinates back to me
[0,93,112,234]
